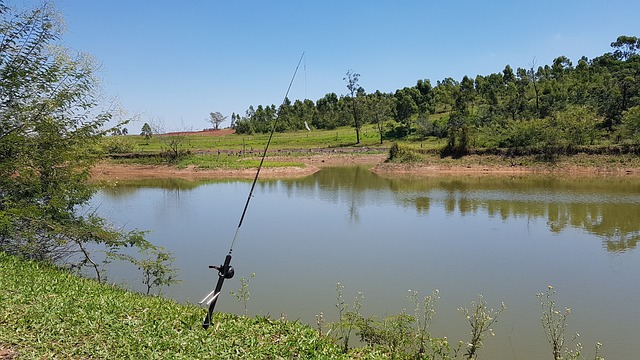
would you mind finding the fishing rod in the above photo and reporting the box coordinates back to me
[201,52,305,329]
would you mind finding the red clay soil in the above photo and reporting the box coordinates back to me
[90,154,386,181]
[91,153,640,181]
[163,129,235,136]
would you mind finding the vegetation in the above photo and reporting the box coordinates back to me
[99,36,640,168]
[0,1,630,358]
[206,111,227,130]
[1,253,606,359]
[0,1,171,287]
[538,286,604,360]
[0,253,345,359]
[228,36,640,156]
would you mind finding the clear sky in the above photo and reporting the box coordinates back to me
[15,1,640,131]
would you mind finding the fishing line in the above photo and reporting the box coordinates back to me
[228,51,305,253]
[201,51,305,329]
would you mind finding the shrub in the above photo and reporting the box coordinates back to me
[388,142,422,163]
[101,136,136,154]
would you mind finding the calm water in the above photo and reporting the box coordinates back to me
[90,167,640,359]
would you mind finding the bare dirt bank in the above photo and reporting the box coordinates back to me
[91,153,640,181]
[90,154,387,181]
[371,154,640,177]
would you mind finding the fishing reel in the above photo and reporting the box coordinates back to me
[210,263,234,279]
[201,254,235,329]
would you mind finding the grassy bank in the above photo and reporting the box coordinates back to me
[0,252,355,359]
[102,124,640,175]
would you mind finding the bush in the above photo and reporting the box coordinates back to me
[388,142,422,163]
[101,136,136,154]
[620,105,640,144]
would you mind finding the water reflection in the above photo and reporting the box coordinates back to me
[102,169,640,254]
[282,170,640,254]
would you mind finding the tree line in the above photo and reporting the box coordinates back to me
[232,35,640,153]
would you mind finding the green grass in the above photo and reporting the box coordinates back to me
[175,154,306,170]
[0,252,362,359]
[107,122,640,172]
[127,124,388,154]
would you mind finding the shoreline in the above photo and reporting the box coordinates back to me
[90,153,640,181]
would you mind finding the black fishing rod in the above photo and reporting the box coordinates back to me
[201,52,305,329]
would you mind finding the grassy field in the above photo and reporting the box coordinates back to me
[112,123,449,153]
[0,252,371,359]
[103,123,448,170]
[102,122,640,173]
[129,124,393,153]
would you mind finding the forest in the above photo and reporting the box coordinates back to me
[232,36,640,154]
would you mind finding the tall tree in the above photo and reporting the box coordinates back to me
[611,35,640,61]
[527,59,541,116]
[344,70,363,144]
[314,92,339,129]
[207,111,227,130]
[395,88,419,134]
[368,91,396,144]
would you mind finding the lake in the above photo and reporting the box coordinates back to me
[89,166,640,359]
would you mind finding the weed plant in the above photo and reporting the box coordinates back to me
[327,285,604,360]
[537,286,604,360]
[230,272,255,315]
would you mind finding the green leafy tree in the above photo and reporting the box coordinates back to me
[207,111,227,130]
[140,122,153,139]
[367,91,396,144]
[276,97,294,132]
[433,77,459,113]
[395,87,420,134]
[314,92,339,129]
[455,75,476,115]
[0,2,162,280]
[611,35,640,61]
[415,78,434,114]
[554,105,602,146]
[620,105,640,144]
[110,245,180,295]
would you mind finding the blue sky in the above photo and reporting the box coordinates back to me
[18,1,640,131]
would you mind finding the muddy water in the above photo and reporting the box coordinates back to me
[90,167,640,359]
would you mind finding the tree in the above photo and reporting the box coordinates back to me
[527,59,541,116]
[314,92,339,129]
[433,77,459,113]
[207,111,227,130]
[140,122,153,139]
[230,112,240,129]
[368,91,396,144]
[611,35,640,61]
[0,2,162,279]
[455,75,476,115]
[620,105,640,144]
[395,87,420,133]
[151,119,187,161]
[344,70,364,144]
[415,79,434,114]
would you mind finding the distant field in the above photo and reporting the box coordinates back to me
[119,123,446,154]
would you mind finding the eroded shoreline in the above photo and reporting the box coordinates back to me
[91,153,640,181]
